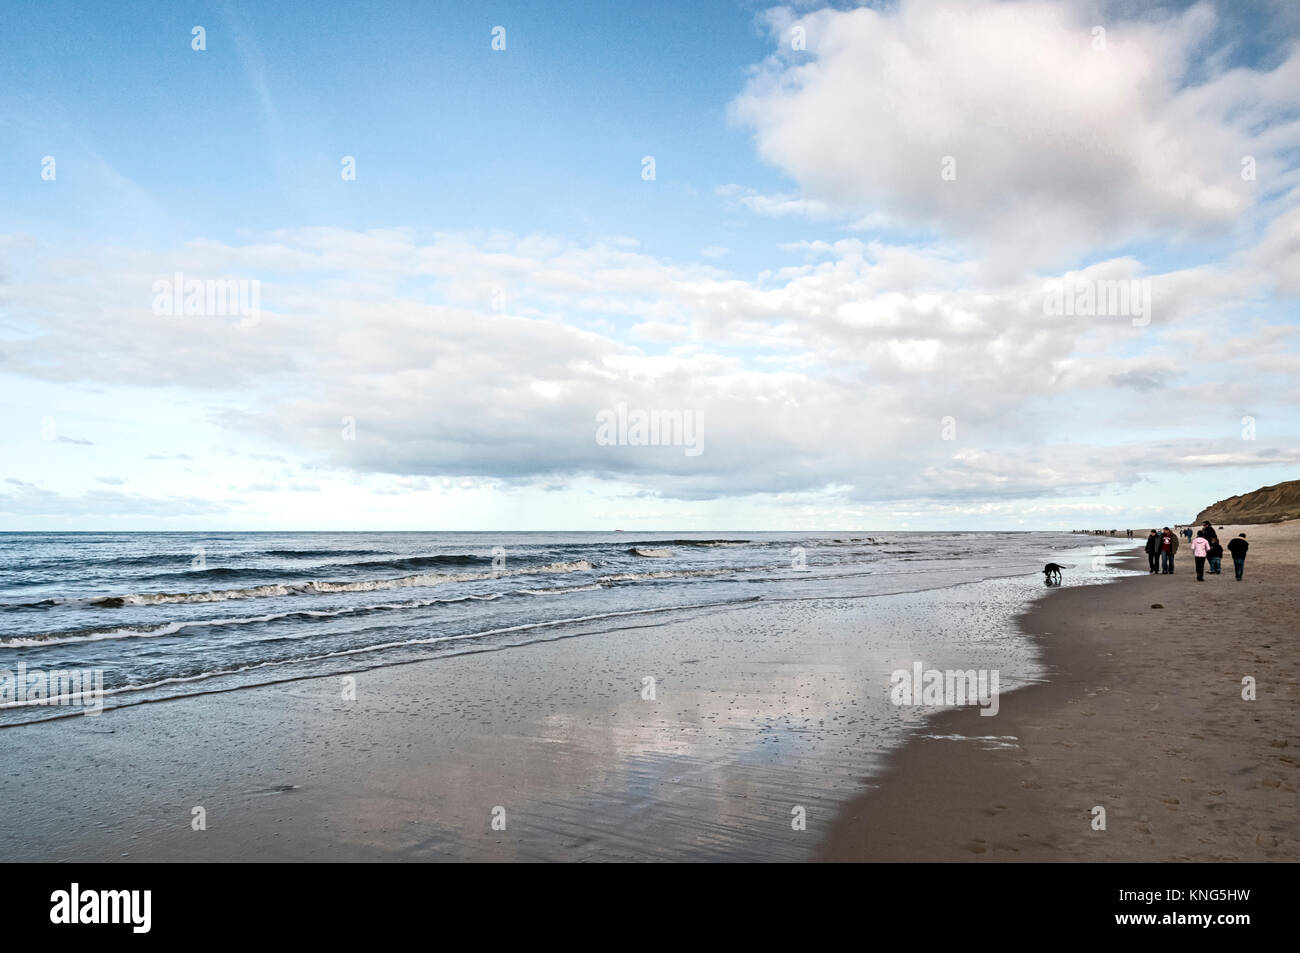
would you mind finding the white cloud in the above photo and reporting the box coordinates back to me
[2,222,1296,511]
[716,184,834,219]
[731,0,1300,269]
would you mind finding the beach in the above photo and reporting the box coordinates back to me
[0,526,1292,862]
[819,520,1300,861]
[0,531,1104,862]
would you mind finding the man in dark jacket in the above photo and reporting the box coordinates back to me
[1144,530,1160,573]
[1227,533,1249,580]
[1207,536,1223,574]
[1160,527,1176,574]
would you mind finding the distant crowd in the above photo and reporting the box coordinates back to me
[1142,522,1250,581]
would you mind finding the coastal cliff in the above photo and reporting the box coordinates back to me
[1195,479,1300,525]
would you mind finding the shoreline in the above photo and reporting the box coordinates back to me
[815,521,1300,861]
[0,575,1049,862]
[2,529,1292,862]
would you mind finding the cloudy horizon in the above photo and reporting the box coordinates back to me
[2,0,1298,531]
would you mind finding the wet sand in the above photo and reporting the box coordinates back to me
[817,521,1300,861]
[0,579,1045,862]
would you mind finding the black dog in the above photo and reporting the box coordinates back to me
[1043,563,1063,586]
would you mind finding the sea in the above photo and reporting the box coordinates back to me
[0,531,1130,729]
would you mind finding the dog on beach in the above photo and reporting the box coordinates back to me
[1042,563,1063,586]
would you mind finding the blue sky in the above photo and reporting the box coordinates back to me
[2,0,1298,530]
[3,1,792,260]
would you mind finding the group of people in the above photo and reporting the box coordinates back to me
[1144,522,1250,581]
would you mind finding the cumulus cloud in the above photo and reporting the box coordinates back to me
[2,222,1296,508]
[731,0,1300,270]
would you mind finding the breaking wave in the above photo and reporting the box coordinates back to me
[84,560,595,608]
[0,593,507,647]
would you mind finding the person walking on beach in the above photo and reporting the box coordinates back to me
[1192,530,1210,581]
[1144,530,1160,573]
[1227,533,1249,580]
[1207,534,1223,575]
[1160,527,1176,574]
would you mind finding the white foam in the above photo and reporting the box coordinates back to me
[89,560,595,607]
[0,593,505,648]
[22,597,759,711]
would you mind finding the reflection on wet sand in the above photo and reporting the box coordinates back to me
[0,564,1116,862]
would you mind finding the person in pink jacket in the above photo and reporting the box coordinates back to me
[1192,531,1210,581]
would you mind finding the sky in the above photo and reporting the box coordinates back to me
[1,0,1298,531]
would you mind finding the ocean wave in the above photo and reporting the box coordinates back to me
[84,560,595,608]
[517,584,604,595]
[652,539,750,547]
[262,548,390,558]
[541,538,751,550]
[351,553,491,570]
[0,597,763,715]
[2,548,393,574]
[138,566,248,583]
[121,553,494,586]
[1,593,508,647]
[598,566,746,583]
[628,547,673,557]
[0,598,60,610]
